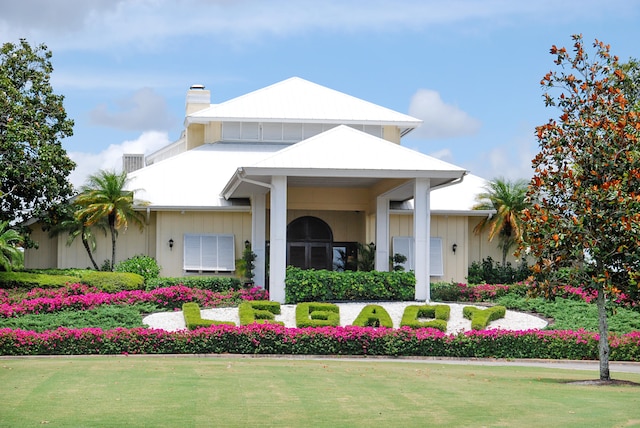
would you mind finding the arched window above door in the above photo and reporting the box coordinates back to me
[287,216,333,242]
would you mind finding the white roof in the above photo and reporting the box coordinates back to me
[223,126,467,199]
[127,143,288,208]
[128,127,471,209]
[397,174,493,215]
[189,77,422,132]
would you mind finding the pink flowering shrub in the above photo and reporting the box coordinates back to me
[431,282,523,302]
[1,324,639,360]
[0,284,265,318]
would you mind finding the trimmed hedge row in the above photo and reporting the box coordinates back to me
[0,271,144,292]
[146,276,242,292]
[295,302,340,328]
[400,305,450,332]
[351,304,394,328]
[182,302,235,330]
[238,301,283,326]
[2,325,640,360]
[463,306,506,330]
[284,267,415,303]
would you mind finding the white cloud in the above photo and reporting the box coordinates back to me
[408,89,481,139]
[427,148,455,163]
[466,135,536,181]
[0,0,628,52]
[68,131,171,189]
[89,88,176,131]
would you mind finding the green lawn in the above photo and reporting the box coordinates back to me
[2,357,640,427]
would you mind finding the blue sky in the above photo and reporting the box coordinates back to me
[2,0,640,188]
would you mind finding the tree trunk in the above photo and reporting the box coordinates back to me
[81,236,100,270]
[108,212,117,271]
[596,287,611,381]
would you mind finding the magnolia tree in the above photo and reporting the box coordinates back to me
[523,35,640,381]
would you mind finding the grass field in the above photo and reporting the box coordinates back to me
[2,357,640,427]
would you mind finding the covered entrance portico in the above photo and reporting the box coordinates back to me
[221,126,467,303]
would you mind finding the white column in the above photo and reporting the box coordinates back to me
[414,178,431,301]
[269,176,287,303]
[251,193,266,289]
[375,196,389,272]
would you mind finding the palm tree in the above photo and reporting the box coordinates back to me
[48,203,106,270]
[74,170,147,271]
[0,221,24,271]
[473,177,529,266]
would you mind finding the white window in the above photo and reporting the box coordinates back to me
[392,236,444,276]
[184,234,235,272]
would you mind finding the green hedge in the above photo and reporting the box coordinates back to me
[182,302,235,330]
[146,276,242,292]
[400,305,450,331]
[463,306,506,330]
[295,302,340,328]
[238,301,283,326]
[0,271,144,292]
[7,325,640,360]
[351,304,394,328]
[285,267,415,303]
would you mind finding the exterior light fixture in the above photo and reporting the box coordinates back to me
[169,239,174,250]
[452,243,457,254]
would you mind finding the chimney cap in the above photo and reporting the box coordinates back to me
[189,84,205,90]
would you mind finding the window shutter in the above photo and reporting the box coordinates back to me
[184,234,201,270]
[392,236,443,276]
[429,237,444,276]
[217,235,235,271]
[201,235,217,270]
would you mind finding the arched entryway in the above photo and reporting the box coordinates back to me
[287,216,333,270]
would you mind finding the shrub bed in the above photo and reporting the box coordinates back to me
[238,301,283,326]
[146,276,242,292]
[400,305,450,332]
[351,304,394,328]
[182,302,235,329]
[0,270,144,292]
[431,282,527,302]
[0,285,267,318]
[463,306,506,330]
[285,267,415,303]
[2,324,640,360]
[295,302,340,328]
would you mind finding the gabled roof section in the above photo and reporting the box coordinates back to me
[222,126,467,199]
[188,77,422,131]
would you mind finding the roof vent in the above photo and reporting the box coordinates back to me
[189,84,205,90]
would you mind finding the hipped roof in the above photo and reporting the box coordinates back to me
[188,77,422,134]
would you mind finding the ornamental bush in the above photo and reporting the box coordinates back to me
[3,325,637,360]
[351,305,393,328]
[146,276,242,292]
[284,267,415,303]
[114,255,160,283]
[0,270,144,292]
[463,306,506,330]
[238,301,283,326]
[182,302,235,330]
[295,302,340,328]
[400,304,450,331]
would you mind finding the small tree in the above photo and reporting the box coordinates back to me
[75,170,147,271]
[0,221,24,271]
[523,35,640,381]
[473,177,528,266]
[48,203,106,270]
